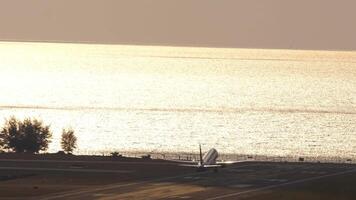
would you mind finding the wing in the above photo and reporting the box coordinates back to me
[166,159,199,165]
[178,164,200,167]
[216,160,253,165]
[202,164,222,168]
[178,164,222,168]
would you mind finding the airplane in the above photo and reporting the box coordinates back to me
[171,144,252,172]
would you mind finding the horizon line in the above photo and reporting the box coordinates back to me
[1,105,355,115]
[1,39,356,53]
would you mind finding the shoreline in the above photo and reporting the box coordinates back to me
[0,152,354,165]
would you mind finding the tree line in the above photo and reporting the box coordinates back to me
[0,116,77,154]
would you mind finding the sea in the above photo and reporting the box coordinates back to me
[0,42,355,160]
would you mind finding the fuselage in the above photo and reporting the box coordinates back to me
[202,148,218,166]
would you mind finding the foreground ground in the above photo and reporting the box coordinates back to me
[0,154,356,200]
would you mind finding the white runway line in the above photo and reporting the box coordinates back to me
[206,168,356,200]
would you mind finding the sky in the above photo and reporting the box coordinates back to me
[0,0,355,50]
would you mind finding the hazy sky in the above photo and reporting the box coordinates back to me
[0,0,355,50]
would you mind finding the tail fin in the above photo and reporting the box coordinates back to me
[199,144,203,166]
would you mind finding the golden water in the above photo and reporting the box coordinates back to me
[0,42,356,158]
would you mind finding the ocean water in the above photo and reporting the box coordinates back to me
[0,42,356,158]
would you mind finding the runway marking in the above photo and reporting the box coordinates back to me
[206,168,356,200]
[0,167,132,173]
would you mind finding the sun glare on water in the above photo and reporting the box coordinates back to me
[0,42,356,159]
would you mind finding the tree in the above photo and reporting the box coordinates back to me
[0,116,52,153]
[61,128,77,154]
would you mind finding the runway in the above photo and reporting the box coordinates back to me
[0,158,356,200]
[0,167,132,174]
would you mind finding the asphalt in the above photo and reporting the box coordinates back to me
[0,159,356,200]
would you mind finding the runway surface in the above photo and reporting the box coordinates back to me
[0,158,356,200]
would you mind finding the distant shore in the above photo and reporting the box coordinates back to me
[0,152,163,163]
[0,152,354,165]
